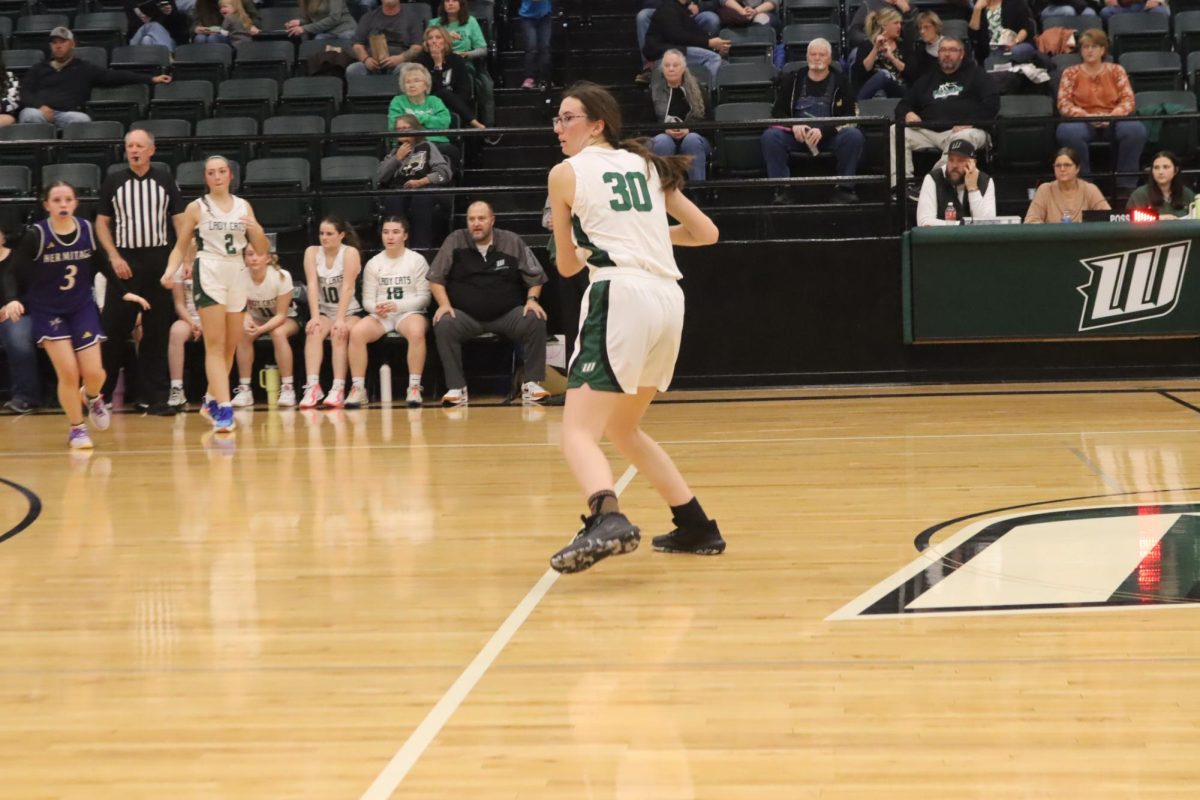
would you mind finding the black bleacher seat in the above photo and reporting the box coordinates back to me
[12,13,69,49]
[782,22,841,61]
[254,6,300,40]
[0,165,34,233]
[0,16,11,46]
[715,61,776,105]
[296,38,355,76]
[345,74,399,114]
[194,116,258,162]
[0,122,55,177]
[1040,14,1102,34]
[42,163,102,198]
[785,0,838,24]
[1135,90,1198,157]
[0,0,33,22]
[177,159,242,194]
[941,19,970,44]
[173,43,234,85]
[109,45,171,78]
[129,119,192,167]
[319,155,378,230]
[328,113,391,158]
[38,0,83,15]
[214,78,279,122]
[278,76,345,121]
[242,157,312,234]
[105,160,169,180]
[59,120,124,169]
[261,114,325,161]
[1120,51,1184,93]
[714,101,772,176]
[1178,11,1200,60]
[3,49,44,79]
[149,80,215,124]
[72,11,127,50]
[857,96,900,173]
[85,83,150,127]
[994,94,1056,169]
[232,40,296,83]
[1189,51,1200,99]
[74,46,109,70]
[721,25,778,64]
[1107,13,1171,58]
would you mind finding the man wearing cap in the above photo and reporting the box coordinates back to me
[915,138,997,226]
[18,27,171,130]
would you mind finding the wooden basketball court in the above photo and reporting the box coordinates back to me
[2,380,1199,798]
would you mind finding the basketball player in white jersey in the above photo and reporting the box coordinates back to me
[233,243,300,407]
[346,216,430,409]
[546,81,724,574]
[300,217,364,409]
[162,155,269,433]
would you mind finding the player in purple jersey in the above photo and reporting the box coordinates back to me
[0,182,150,449]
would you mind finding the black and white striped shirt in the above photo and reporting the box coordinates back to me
[98,165,185,249]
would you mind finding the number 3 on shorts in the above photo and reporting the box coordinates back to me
[603,171,653,212]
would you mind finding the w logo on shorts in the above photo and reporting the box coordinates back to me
[578,361,597,374]
[1077,241,1190,331]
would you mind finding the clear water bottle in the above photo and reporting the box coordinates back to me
[379,363,392,403]
[944,202,957,222]
[1062,210,1073,224]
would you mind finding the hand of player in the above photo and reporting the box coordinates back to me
[112,255,132,280]
[123,292,151,312]
[244,318,258,334]
[524,299,547,320]
[190,322,203,341]
[239,215,263,235]
[332,319,349,339]
[433,304,456,323]
[2,300,24,322]
[160,267,176,289]
[305,318,321,335]
[376,301,395,315]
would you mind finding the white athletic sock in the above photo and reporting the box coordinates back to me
[282,377,293,387]
[409,374,421,387]
[352,377,365,389]
[238,378,251,387]
[305,374,318,386]
[331,379,345,389]
[170,379,183,389]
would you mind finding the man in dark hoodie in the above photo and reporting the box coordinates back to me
[643,0,731,81]
[891,35,997,196]
[18,27,171,129]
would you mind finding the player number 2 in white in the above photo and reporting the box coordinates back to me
[603,171,653,212]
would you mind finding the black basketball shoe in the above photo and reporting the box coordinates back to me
[652,519,726,555]
[549,512,641,574]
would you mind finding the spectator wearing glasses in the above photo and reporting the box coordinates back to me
[1024,146,1110,223]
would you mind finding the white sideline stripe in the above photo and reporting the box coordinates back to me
[359,464,640,800]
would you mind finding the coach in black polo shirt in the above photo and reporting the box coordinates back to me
[97,129,186,413]
[429,200,551,407]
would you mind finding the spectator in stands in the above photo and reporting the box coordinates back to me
[1,54,19,127]
[215,0,256,45]
[849,0,915,48]
[1024,146,1110,222]
[761,38,864,204]
[852,8,911,99]
[285,0,357,40]
[1100,0,1169,20]
[18,28,171,129]
[428,0,495,126]
[416,26,489,136]
[518,0,553,90]
[388,63,452,145]
[650,49,711,182]
[191,0,224,42]
[635,1,721,83]
[716,0,780,29]
[893,35,997,197]
[429,200,551,407]
[128,0,189,51]
[347,0,425,77]
[968,0,1037,65]
[1038,0,1095,18]
[377,115,454,248]
[0,227,41,414]
[909,10,944,82]
[1127,151,1195,218]
[644,0,731,82]
[1055,29,1146,198]
[916,138,997,224]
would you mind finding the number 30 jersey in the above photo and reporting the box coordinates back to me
[195,194,250,264]
[565,145,682,281]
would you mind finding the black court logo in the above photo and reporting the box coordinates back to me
[1077,241,1189,331]
[829,503,1200,619]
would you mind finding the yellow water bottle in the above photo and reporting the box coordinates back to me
[258,364,280,407]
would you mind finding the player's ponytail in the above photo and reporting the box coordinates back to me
[561,80,691,194]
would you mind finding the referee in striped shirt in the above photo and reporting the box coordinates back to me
[97,129,186,413]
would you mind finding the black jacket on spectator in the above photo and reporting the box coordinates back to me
[772,66,855,139]
[125,0,190,46]
[20,56,155,112]
[969,0,1036,64]
[927,164,992,219]
[413,51,475,122]
[429,228,546,323]
[643,0,711,63]
[896,62,999,131]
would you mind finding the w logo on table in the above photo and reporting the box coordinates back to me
[1077,241,1190,331]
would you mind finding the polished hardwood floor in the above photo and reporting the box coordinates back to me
[2,381,1200,798]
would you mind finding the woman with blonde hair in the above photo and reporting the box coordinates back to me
[852,7,909,99]
[649,49,711,182]
[414,25,489,134]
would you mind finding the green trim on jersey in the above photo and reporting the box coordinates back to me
[193,258,220,309]
[567,281,622,393]
[571,214,615,268]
